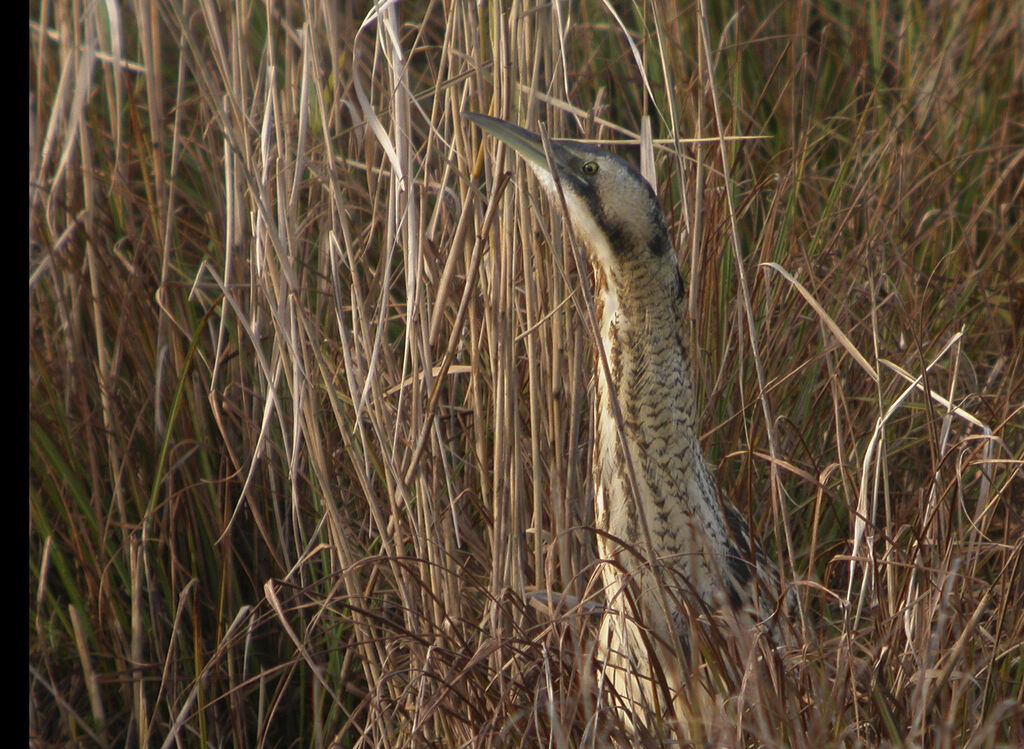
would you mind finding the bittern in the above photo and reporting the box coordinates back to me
[464,112,786,724]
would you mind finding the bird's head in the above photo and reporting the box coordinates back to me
[464,113,673,280]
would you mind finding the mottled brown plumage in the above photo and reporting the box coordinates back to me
[465,113,786,723]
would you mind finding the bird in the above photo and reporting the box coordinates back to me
[464,112,789,730]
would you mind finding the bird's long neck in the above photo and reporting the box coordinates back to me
[592,258,705,479]
[591,257,735,604]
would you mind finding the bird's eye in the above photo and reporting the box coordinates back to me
[581,161,599,176]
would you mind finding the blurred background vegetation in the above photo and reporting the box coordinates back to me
[30,0,1022,746]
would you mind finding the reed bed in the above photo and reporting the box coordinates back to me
[30,0,1023,746]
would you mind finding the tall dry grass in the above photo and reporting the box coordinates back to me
[30,0,1023,746]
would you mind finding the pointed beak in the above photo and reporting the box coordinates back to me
[462,112,582,188]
